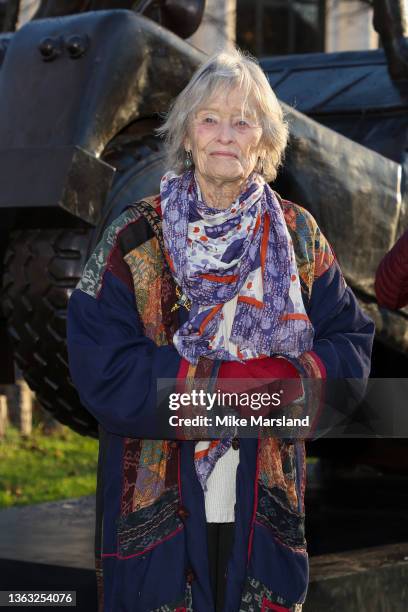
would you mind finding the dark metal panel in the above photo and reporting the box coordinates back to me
[305,543,408,611]
[312,113,408,164]
[260,49,408,114]
[0,146,113,225]
[0,32,12,66]
[0,225,15,384]
[0,319,15,384]
[260,47,408,201]
[281,103,402,296]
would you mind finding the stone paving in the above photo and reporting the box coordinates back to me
[0,495,95,569]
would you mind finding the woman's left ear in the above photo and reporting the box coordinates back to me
[183,135,191,151]
[256,155,265,175]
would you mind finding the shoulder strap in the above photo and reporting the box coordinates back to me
[130,198,166,256]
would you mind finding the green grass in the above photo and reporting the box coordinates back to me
[0,424,98,508]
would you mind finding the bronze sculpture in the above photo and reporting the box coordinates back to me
[0,0,406,435]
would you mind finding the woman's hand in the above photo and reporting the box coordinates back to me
[215,356,304,419]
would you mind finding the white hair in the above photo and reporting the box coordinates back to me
[156,47,289,182]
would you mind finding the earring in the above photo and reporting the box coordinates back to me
[257,156,264,175]
[184,150,193,170]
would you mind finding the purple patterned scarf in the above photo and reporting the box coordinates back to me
[161,170,314,493]
[161,170,313,365]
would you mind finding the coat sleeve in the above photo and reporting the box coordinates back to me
[375,228,408,310]
[298,251,375,436]
[283,218,375,437]
[67,210,182,439]
[306,254,375,379]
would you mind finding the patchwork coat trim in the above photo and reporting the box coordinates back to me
[121,438,143,517]
[76,207,141,298]
[256,469,306,549]
[254,436,306,549]
[124,237,169,346]
[116,484,183,558]
[278,196,335,297]
[150,583,193,612]
[239,576,303,611]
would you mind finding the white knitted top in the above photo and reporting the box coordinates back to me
[195,295,241,523]
[195,441,239,522]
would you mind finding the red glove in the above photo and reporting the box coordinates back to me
[216,356,303,418]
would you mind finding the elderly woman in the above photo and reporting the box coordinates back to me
[67,49,374,612]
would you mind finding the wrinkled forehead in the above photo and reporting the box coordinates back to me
[192,81,260,119]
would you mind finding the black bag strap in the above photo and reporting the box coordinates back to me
[130,199,167,257]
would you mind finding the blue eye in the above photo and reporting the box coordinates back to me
[236,120,249,127]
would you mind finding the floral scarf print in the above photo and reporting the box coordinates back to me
[161,169,314,365]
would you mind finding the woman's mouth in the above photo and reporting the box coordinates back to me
[210,151,238,158]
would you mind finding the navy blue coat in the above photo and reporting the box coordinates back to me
[67,196,374,612]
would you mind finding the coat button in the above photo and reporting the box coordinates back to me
[177,505,190,520]
[186,567,195,584]
[231,437,240,450]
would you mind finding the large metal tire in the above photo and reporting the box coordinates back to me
[1,228,96,435]
[1,128,166,437]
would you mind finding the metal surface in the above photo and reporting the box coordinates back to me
[0,31,11,64]
[260,49,408,159]
[31,0,205,39]
[0,146,113,226]
[0,10,202,226]
[0,0,20,33]
[0,132,166,431]
[282,104,402,296]
[281,104,406,351]
[154,0,206,39]
[373,0,408,80]
[32,1,133,19]
[305,543,408,611]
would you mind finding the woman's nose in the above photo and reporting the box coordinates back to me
[216,121,234,143]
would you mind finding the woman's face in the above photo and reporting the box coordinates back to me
[184,86,263,185]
